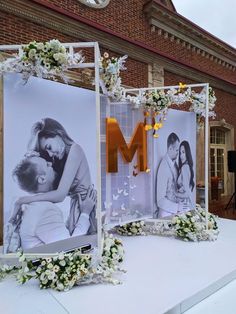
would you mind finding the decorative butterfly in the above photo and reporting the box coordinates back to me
[104,201,112,209]
[127,175,131,179]
[111,211,119,217]
[130,184,136,189]
[121,203,126,211]
[123,190,129,196]
[178,82,187,91]
[133,170,138,177]
[117,188,123,194]
[131,197,135,201]
[133,165,138,169]
[124,182,128,186]
[112,194,119,200]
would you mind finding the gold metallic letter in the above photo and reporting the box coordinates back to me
[106,118,147,173]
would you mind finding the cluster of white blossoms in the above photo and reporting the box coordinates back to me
[0,39,84,83]
[127,85,216,121]
[99,52,127,100]
[172,208,219,241]
[0,234,125,292]
[115,206,219,242]
[115,221,146,236]
[145,206,219,242]
[95,233,125,284]
[15,250,91,291]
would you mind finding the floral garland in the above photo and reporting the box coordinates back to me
[99,52,127,100]
[127,85,216,136]
[127,85,216,118]
[0,234,124,292]
[98,52,217,135]
[115,206,219,242]
[0,39,84,83]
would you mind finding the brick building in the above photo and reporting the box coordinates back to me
[0,0,236,201]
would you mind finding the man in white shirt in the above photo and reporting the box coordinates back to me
[155,132,186,218]
[5,156,95,252]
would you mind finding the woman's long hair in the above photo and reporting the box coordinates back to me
[178,141,195,191]
[38,118,73,148]
[37,118,74,180]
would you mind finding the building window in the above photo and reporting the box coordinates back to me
[210,127,225,144]
[210,127,226,194]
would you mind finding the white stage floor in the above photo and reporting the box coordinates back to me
[1,218,236,314]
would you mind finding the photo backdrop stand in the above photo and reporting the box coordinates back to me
[0,42,103,258]
[123,83,210,228]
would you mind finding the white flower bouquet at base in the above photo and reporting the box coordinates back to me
[0,234,125,292]
[115,221,146,236]
[146,206,219,242]
[114,205,219,242]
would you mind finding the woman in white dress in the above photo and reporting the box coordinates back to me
[175,141,195,211]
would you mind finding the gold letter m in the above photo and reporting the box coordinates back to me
[106,117,147,173]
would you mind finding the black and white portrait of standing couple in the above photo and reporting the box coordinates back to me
[3,73,99,253]
[154,109,196,219]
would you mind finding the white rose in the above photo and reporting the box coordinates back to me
[58,252,65,260]
[57,283,64,291]
[48,271,56,280]
[59,260,66,267]
[47,263,53,269]
[36,43,44,50]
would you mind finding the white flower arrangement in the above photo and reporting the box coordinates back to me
[114,206,219,242]
[0,234,125,292]
[147,206,219,242]
[95,233,125,284]
[171,207,218,242]
[115,221,146,236]
[142,90,171,112]
[99,52,127,100]
[127,84,216,126]
[0,39,84,83]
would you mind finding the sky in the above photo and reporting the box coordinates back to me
[172,0,236,48]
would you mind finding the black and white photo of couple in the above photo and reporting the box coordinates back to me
[3,74,98,253]
[154,110,196,219]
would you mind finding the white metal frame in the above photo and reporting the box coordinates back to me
[123,83,210,229]
[0,42,103,259]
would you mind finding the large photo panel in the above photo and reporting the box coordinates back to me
[154,109,196,219]
[101,98,154,228]
[3,73,99,254]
